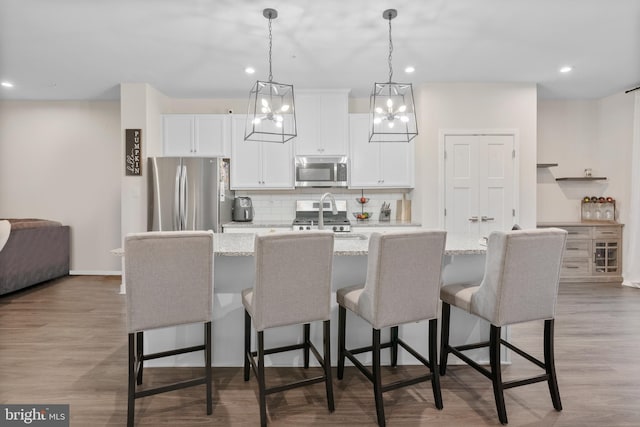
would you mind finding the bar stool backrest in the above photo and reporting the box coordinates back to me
[125,231,214,333]
[471,228,567,326]
[251,232,334,331]
[362,231,447,329]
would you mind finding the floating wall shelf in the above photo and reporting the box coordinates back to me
[537,163,559,168]
[555,177,607,182]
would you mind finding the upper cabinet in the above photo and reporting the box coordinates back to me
[349,114,414,188]
[230,115,294,189]
[294,90,350,156]
[162,114,230,157]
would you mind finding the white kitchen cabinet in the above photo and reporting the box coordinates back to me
[295,90,349,156]
[230,115,294,189]
[349,114,414,188]
[162,114,230,157]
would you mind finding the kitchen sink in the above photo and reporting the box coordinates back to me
[334,233,367,240]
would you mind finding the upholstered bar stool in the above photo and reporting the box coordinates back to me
[439,228,567,424]
[336,230,447,427]
[124,231,214,427]
[242,231,335,427]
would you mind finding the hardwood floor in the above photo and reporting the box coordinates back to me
[2,276,640,426]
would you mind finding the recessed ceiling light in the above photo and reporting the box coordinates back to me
[244,67,255,75]
[1,81,14,88]
[404,66,415,73]
[559,66,573,73]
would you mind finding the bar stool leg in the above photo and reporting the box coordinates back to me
[372,328,386,427]
[428,319,443,409]
[303,323,311,369]
[205,321,212,415]
[136,331,143,385]
[127,333,135,427]
[257,331,267,427]
[490,325,508,425]
[545,319,562,411]
[390,326,399,367]
[244,310,251,381]
[323,320,335,412]
[337,306,346,380]
[439,303,451,376]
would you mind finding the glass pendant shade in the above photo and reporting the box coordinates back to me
[245,80,296,143]
[369,82,417,142]
[244,8,297,143]
[369,9,418,143]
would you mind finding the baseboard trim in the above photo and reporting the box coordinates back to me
[70,270,121,276]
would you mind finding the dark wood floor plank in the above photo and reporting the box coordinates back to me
[1,276,640,426]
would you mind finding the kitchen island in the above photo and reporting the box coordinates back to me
[143,231,494,367]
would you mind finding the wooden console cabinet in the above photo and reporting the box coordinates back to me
[537,222,623,283]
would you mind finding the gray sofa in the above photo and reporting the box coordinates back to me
[0,219,70,295]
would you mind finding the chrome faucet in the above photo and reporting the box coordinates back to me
[318,192,338,230]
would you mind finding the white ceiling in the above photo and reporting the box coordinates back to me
[1,0,639,101]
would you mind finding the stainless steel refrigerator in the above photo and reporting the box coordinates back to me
[147,157,233,232]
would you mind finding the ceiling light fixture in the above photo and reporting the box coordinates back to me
[1,81,14,88]
[244,67,256,75]
[369,9,417,143]
[559,66,573,73]
[404,66,415,73]
[244,8,296,143]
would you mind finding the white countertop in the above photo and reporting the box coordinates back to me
[214,232,486,256]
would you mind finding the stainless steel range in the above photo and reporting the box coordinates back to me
[292,200,351,232]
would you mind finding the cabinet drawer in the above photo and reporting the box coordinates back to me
[593,227,621,239]
[561,259,590,276]
[563,240,590,258]
[562,226,592,239]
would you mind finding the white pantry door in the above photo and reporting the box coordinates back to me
[444,134,515,235]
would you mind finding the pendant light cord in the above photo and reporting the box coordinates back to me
[268,16,273,82]
[387,17,393,83]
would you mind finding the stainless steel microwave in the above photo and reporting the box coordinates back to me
[295,156,348,188]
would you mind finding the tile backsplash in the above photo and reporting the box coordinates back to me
[235,188,411,222]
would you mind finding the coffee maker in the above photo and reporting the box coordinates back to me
[232,197,254,222]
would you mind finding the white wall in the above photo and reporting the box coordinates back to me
[2,85,632,273]
[0,100,121,272]
[413,83,538,229]
[537,93,634,223]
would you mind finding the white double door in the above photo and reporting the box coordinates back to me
[444,133,516,235]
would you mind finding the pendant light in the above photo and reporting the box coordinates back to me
[245,8,297,143]
[369,9,418,143]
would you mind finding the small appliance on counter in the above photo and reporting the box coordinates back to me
[233,197,254,222]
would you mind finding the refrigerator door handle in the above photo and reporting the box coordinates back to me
[180,165,188,230]
[174,165,181,230]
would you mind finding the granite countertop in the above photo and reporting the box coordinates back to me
[222,220,421,229]
[537,221,622,227]
[214,232,486,257]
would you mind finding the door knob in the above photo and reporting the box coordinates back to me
[481,216,495,222]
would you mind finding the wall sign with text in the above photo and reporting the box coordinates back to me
[125,129,142,176]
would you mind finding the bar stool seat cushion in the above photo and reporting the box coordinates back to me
[336,284,366,320]
[242,232,334,332]
[441,229,567,327]
[439,283,480,313]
